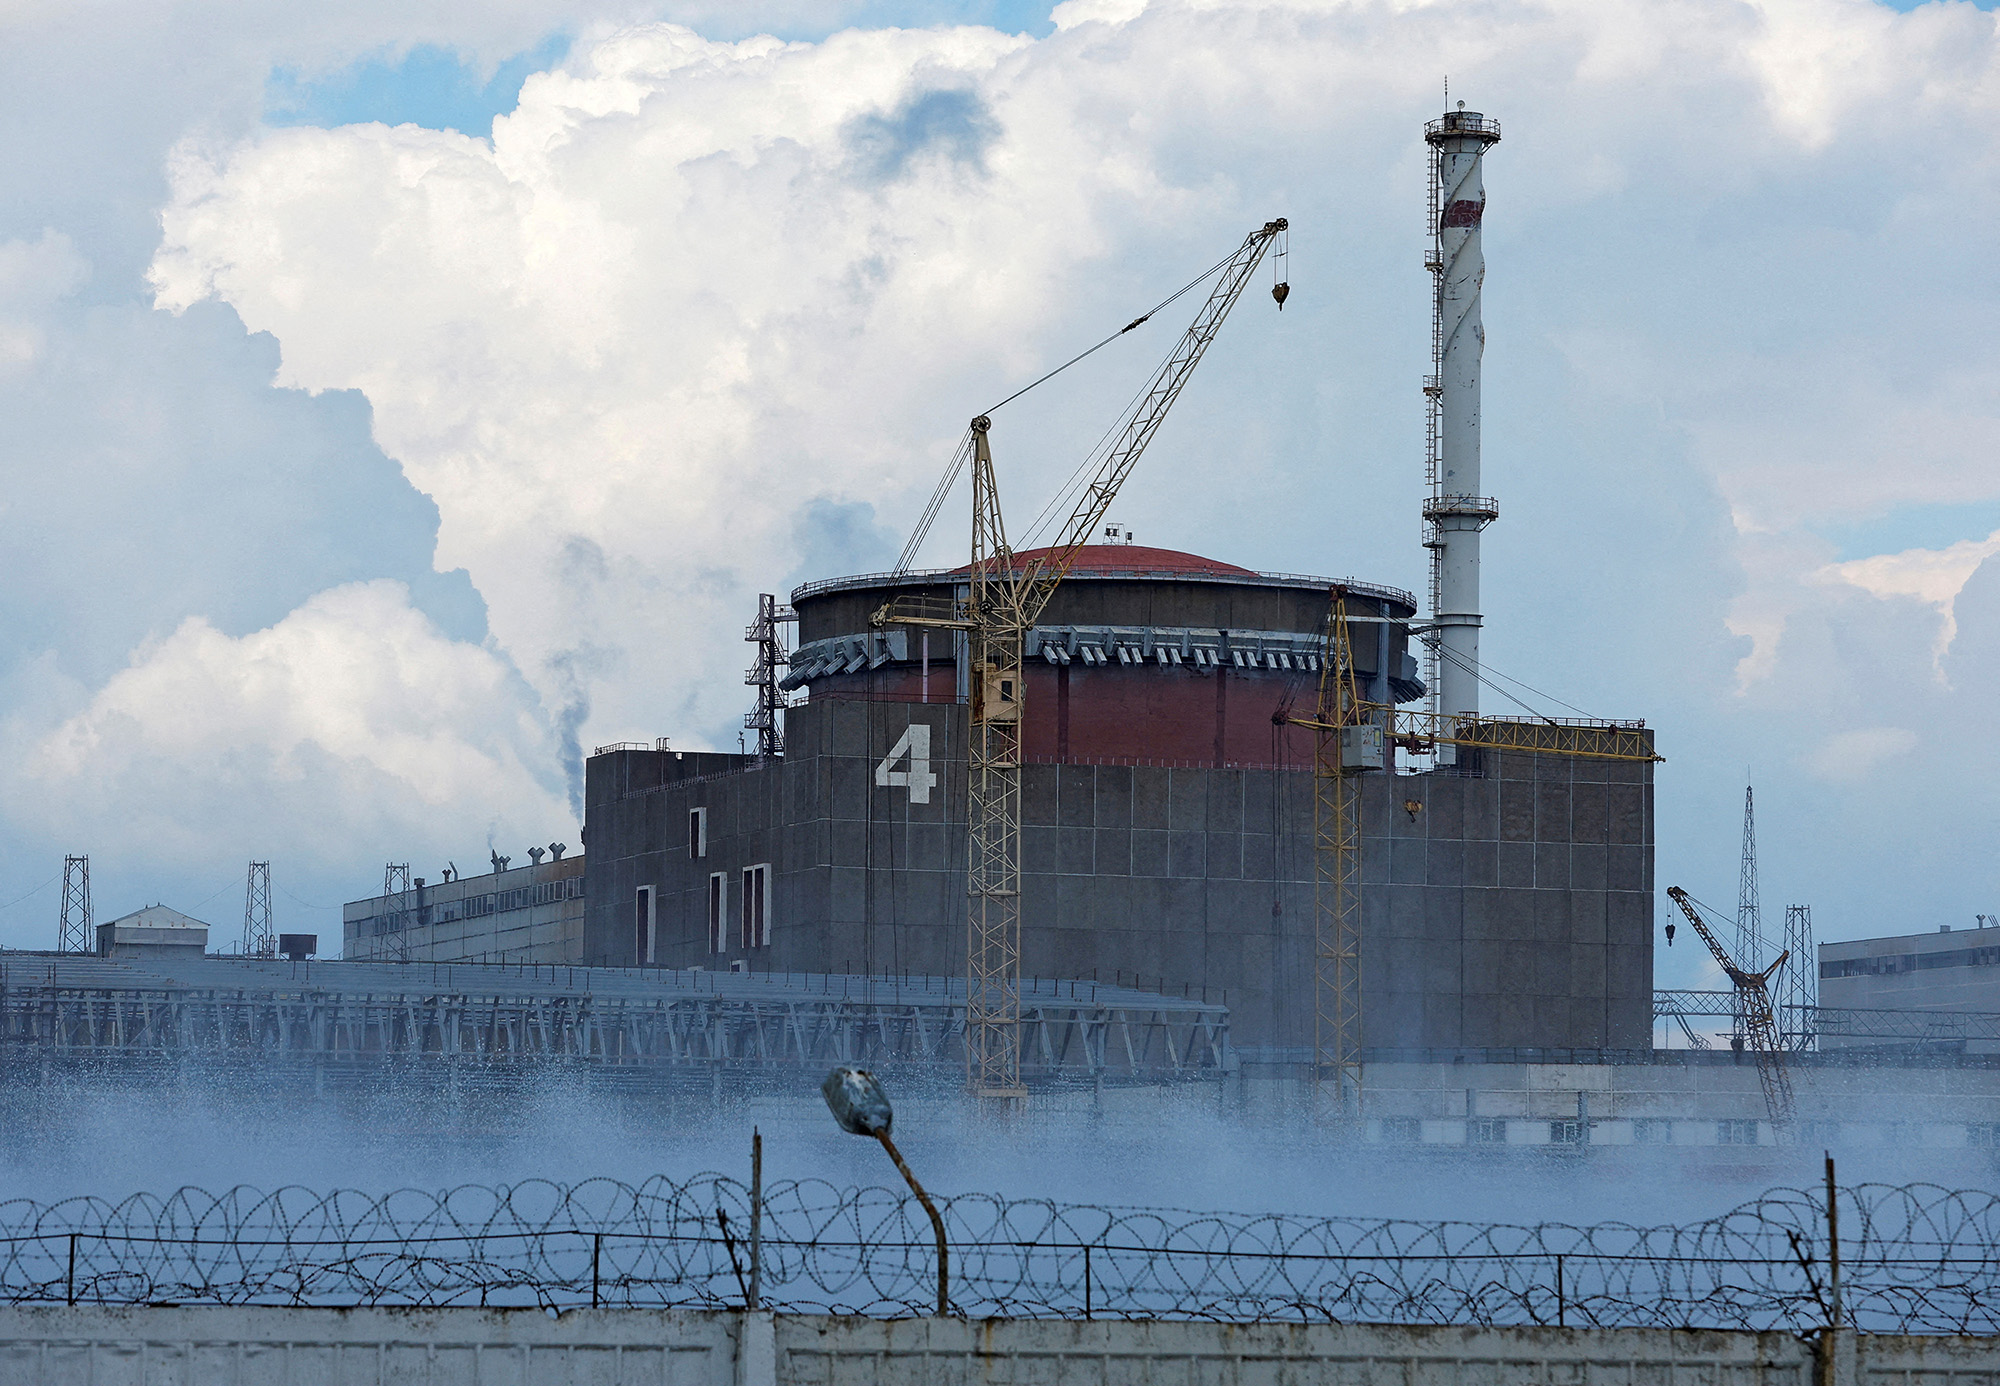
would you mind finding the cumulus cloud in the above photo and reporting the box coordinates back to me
[151,1,2000,760]
[7,581,567,868]
[12,0,2000,954]
[146,19,1136,753]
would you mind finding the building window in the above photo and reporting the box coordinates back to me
[1717,1119,1760,1146]
[1968,1123,2000,1148]
[1380,1117,1420,1144]
[1549,1120,1587,1146]
[690,806,708,859]
[741,863,771,949]
[1632,1119,1673,1146]
[1468,1118,1507,1145]
[635,886,655,965]
[708,874,727,954]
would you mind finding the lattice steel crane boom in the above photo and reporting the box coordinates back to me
[883,218,1288,1098]
[1667,884,1795,1124]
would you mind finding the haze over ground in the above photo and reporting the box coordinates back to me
[0,1073,1950,1224]
[3,0,1999,1003]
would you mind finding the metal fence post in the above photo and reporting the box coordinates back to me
[1825,1153,1842,1329]
[592,1233,602,1308]
[749,1127,763,1311]
[65,1233,75,1306]
[1084,1244,1092,1320]
[1555,1253,1565,1327]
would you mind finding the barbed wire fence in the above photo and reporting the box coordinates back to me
[2,1176,1997,1332]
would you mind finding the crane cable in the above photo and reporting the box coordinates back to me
[1427,640,1602,724]
[893,429,976,575]
[982,242,1242,417]
[891,241,1249,576]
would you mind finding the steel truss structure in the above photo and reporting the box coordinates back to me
[241,861,274,958]
[0,963,1227,1080]
[743,592,793,759]
[56,857,90,954]
[882,219,1286,1100]
[1656,990,2000,1050]
[1387,710,1659,764]
[382,863,414,964]
[1311,590,1364,1110]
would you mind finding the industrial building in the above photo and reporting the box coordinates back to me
[95,905,209,959]
[322,103,1668,1079]
[343,852,584,963]
[1817,922,2000,1044]
[26,104,2000,1155]
[574,103,1655,1072]
[580,553,1655,1064]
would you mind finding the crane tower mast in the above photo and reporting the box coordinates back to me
[908,219,1288,1097]
[1667,885,1796,1125]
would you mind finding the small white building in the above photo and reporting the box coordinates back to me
[96,905,209,958]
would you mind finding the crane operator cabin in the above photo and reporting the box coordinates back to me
[582,107,1658,1072]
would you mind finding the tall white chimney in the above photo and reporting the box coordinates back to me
[1424,104,1501,733]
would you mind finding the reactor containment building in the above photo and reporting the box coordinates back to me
[582,543,1656,1069]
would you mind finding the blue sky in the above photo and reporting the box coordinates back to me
[265,35,575,136]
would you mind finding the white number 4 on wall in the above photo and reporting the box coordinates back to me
[875,724,938,804]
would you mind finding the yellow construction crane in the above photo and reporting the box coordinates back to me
[1308,591,1373,1112]
[1285,616,1662,1111]
[879,218,1289,1097]
[1667,885,1796,1124]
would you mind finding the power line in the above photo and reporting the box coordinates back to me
[0,874,60,914]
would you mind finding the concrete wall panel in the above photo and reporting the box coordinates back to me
[581,695,1656,1056]
[35,1307,1998,1386]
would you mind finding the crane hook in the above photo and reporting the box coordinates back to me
[1665,921,1676,946]
[1272,282,1290,309]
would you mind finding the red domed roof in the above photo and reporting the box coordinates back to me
[955,544,1256,578]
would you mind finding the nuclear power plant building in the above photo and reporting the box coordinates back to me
[581,546,1657,1067]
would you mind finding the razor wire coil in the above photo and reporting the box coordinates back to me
[0,1177,1996,1332]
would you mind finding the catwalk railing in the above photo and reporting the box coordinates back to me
[0,977,1226,1080]
[0,1177,1992,1333]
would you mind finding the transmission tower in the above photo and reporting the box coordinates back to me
[242,861,274,957]
[1781,903,1816,1051]
[57,855,91,953]
[382,862,413,962]
[1732,784,1763,1045]
[1736,785,1763,968]
[743,593,793,759]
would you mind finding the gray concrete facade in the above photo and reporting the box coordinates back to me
[0,1307,1979,1386]
[582,699,1654,1059]
[1821,923,2000,1017]
[344,856,586,963]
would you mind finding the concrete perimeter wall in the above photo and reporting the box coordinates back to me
[5,1306,1996,1385]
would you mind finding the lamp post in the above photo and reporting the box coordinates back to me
[821,1066,949,1315]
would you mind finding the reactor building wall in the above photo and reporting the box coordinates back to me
[582,546,1655,1065]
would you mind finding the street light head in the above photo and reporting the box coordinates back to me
[822,1066,894,1136]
